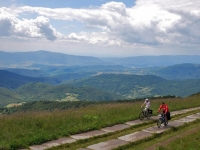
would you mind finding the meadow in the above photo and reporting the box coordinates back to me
[0,94,200,150]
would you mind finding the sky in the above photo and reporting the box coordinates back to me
[0,0,200,57]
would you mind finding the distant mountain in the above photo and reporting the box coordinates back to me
[2,64,132,86]
[71,74,200,98]
[0,82,121,107]
[2,59,200,107]
[150,63,200,80]
[0,70,43,89]
[0,50,109,68]
[5,65,130,77]
[2,72,200,107]
[5,68,47,77]
[102,55,200,67]
[0,81,123,107]
[1,51,200,68]
[4,63,200,81]
[0,70,93,88]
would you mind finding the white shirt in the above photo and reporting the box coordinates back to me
[145,101,150,108]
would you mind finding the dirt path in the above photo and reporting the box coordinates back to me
[146,126,200,150]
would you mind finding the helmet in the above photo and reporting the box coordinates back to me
[145,98,149,101]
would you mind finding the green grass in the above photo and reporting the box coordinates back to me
[0,102,141,149]
[157,121,200,150]
[50,111,200,150]
[117,119,200,150]
[0,95,200,149]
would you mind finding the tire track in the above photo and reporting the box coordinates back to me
[146,126,200,150]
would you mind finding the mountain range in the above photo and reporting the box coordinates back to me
[1,50,200,68]
[1,50,200,107]
[0,50,107,67]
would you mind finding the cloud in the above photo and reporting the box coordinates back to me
[0,8,61,40]
[67,31,123,46]
[131,0,200,45]
[34,16,59,41]
[1,0,200,49]
[0,18,12,36]
[0,8,14,36]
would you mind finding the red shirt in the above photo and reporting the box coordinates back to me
[158,104,169,114]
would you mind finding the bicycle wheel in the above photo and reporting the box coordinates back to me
[164,120,168,126]
[139,112,145,120]
[146,112,151,119]
[157,118,162,128]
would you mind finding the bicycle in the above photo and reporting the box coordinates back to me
[157,112,168,128]
[139,108,152,120]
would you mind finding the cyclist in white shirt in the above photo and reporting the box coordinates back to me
[141,98,150,114]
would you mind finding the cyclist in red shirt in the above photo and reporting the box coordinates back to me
[157,102,170,120]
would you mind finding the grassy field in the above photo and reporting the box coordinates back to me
[49,110,200,150]
[0,94,200,149]
[157,124,200,150]
[117,119,200,150]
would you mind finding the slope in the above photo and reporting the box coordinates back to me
[0,87,23,107]
[152,63,200,80]
[15,82,124,102]
[0,70,43,89]
[71,74,200,98]
[0,50,108,68]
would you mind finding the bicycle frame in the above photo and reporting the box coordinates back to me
[139,108,152,120]
[157,113,168,128]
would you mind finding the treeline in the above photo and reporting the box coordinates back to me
[1,95,176,115]
[0,82,124,107]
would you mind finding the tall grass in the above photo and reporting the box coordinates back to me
[0,96,200,149]
[158,126,200,150]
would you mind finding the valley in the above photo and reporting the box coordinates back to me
[1,51,200,108]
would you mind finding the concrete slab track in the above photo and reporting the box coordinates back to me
[28,107,200,150]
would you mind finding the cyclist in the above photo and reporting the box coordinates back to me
[141,98,150,114]
[157,102,170,121]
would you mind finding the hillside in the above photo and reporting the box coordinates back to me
[15,82,123,102]
[0,69,97,88]
[2,100,108,114]
[0,87,23,107]
[0,50,108,68]
[71,74,200,98]
[2,63,200,108]
[2,72,200,107]
[0,70,43,89]
[102,55,200,67]
[7,63,199,81]
[0,82,123,107]
[151,63,200,80]
[5,68,47,77]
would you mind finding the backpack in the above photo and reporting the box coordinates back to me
[148,109,153,114]
[166,112,171,120]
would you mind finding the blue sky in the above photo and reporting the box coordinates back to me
[0,0,135,8]
[0,0,200,57]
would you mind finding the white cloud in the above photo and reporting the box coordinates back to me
[12,1,199,44]
[67,31,123,46]
[0,8,62,40]
[0,0,200,56]
[33,16,60,40]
